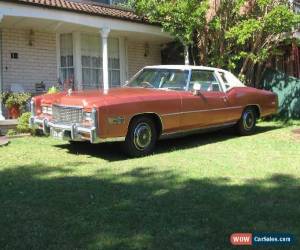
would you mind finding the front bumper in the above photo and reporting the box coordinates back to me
[30,116,100,143]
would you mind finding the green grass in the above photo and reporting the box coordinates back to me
[1,121,300,250]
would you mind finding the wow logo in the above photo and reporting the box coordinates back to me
[230,232,296,247]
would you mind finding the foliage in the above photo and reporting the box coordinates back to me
[135,0,300,86]
[115,0,136,9]
[0,92,31,109]
[225,1,300,85]
[262,68,300,119]
[6,129,17,137]
[17,112,32,134]
[135,0,209,46]
[47,86,59,94]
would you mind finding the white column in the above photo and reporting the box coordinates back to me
[100,27,110,91]
[0,14,5,120]
[73,32,82,90]
[119,37,127,85]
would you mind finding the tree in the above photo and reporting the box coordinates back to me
[226,0,300,85]
[133,0,300,85]
[134,0,209,65]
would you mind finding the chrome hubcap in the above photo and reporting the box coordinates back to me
[133,122,152,150]
[243,111,255,131]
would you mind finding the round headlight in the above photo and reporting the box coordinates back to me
[83,112,92,121]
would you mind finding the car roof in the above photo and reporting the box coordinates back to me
[144,65,227,72]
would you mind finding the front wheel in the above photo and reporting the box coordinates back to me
[123,116,157,157]
[237,107,257,136]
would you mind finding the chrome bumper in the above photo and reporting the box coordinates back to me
[29,116,100,143]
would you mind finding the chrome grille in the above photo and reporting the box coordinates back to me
[52,105,83,124]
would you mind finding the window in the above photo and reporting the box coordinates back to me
[219,72,230,90]
[81,34,121,89]
[60,34,74,89]
[81,34,103,90]
[128,69,189,90]
[190,70,221,92]
[108,38,121,88]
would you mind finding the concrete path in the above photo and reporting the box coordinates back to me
[0,136,9,147]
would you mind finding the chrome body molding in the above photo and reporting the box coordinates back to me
[159,121,237,140]
[128,112,165,132]
[160,106,243,117]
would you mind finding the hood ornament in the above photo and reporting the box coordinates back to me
[67,88,73,96]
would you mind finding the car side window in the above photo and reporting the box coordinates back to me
[219,72,230,90]
[190,70,221,92]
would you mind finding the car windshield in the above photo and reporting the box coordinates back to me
[127,68,190,91]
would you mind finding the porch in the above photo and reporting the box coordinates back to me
[0,0,172,119]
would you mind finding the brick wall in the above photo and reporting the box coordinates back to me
[127,40,162,78]
[0,29,163,92]
[2,29,57,93]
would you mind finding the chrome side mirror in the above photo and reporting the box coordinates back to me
[193,83,201,96]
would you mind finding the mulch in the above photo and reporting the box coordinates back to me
[0,136,9,147]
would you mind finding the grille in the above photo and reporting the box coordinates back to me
[52,105,83,124]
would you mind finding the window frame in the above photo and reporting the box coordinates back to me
[188,69,225,93]
[59,33,75,89]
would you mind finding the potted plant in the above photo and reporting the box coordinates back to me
[0,92,31,119]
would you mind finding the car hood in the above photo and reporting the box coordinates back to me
[40,87,179,108]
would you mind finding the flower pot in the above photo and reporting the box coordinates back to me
[8,105,21,119]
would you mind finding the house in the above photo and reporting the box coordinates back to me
[0,0,172,119]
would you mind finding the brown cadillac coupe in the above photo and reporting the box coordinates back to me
[30,65,278,157]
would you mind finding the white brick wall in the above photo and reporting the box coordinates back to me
[127,40,162,78]
[0,29,163,92]
[2,29,57,93]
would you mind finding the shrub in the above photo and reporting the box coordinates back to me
[47,86,59,94]
[17,112,32,134]
[6,129,17,137]
[0,92,31,109]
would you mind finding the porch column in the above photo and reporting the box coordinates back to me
[0,14,5,120]
[100,27,111,91]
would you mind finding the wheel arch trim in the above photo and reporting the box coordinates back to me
[127,112,164,136]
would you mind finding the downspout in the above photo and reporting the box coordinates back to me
[0,26,5,120]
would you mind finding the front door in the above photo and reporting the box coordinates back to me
[180,70,229,130]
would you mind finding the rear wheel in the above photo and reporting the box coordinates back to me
[237,107,257,136]
[123,116,157,157]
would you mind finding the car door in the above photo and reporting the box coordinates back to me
[180,70,230,130]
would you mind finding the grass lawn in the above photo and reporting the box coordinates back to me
[1,121,300,250]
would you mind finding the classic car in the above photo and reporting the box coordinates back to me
[30,65,278,157]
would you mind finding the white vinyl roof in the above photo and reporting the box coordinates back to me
[144,65,245,88]
[145,65,227,72]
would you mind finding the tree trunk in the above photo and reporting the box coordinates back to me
[184,45,190,65]
[196,29,208,65]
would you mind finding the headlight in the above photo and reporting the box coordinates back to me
[83,112,92,121]
[41,106,52,115]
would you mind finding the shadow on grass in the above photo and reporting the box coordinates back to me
[0,165,299,250]
[55,124,283,162]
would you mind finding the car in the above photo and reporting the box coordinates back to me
[30,65,278,157]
